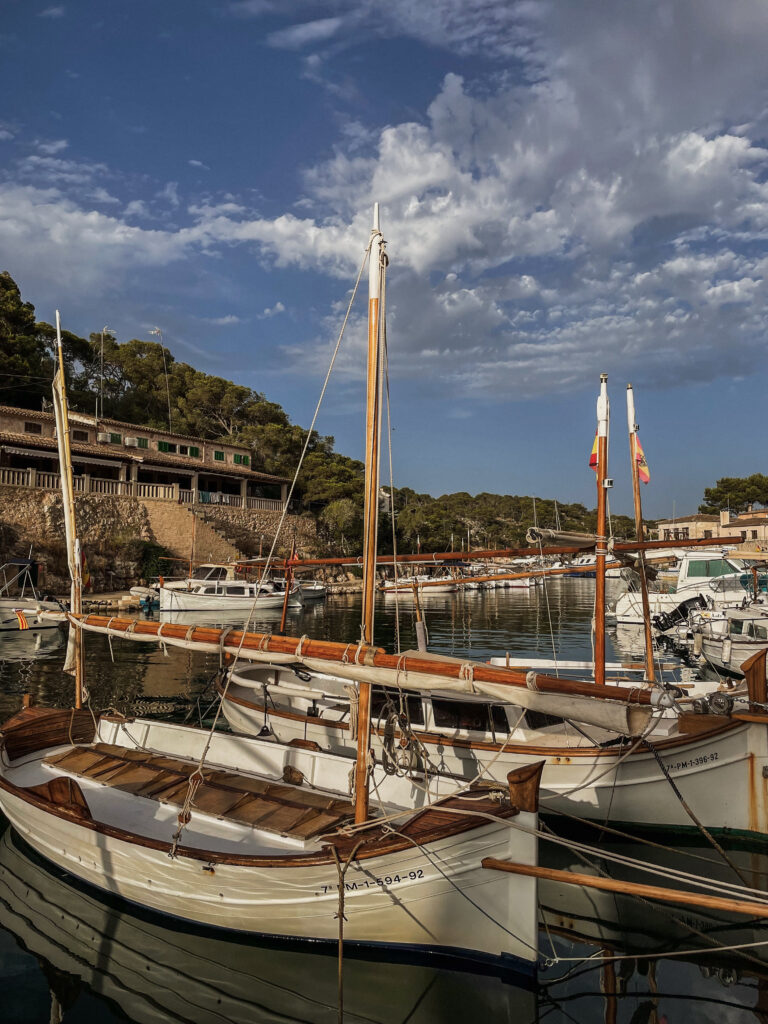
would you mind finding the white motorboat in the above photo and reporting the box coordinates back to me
[159,578,303,611]
[611,550,763,624]
[696,607,768,678]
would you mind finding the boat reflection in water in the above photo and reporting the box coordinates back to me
[0,822,535,1024]
[2,814,767,1023]
[539,830,768,1022]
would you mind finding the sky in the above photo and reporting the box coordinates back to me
[2,0,768,519]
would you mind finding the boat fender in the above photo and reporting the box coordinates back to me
[722,638,732,665]
[283,765,304,786]
[693,633,703,656]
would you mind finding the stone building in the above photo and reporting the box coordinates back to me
[655,509,768,550]
[0,406,289,510]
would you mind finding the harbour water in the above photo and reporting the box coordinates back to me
[0,580,765,1022]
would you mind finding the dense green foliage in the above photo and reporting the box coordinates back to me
[699,475,768,515]
[2,270,637,553]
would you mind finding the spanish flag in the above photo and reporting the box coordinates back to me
[589,431,598,473]
[635,435,650,484]
[14,610,29,630]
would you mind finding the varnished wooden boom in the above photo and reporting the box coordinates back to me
[74,614,654,705]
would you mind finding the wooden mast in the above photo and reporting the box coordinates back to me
[594,374,609,687]
[354,203,385,824]
[53,311,85,708]
[626,384,655,683]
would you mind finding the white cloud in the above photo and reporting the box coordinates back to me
[36,138,68,155]
[5,0,768,398]
[259,301,286,318]
[204,314,243,325]
[267,17,344,49]
[38,5,65,18]
[188,159,210,170]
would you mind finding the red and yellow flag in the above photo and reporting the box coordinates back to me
[635,435,650,484]
[14,610,29,630]
[589,431,598,473]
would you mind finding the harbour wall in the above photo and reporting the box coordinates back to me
[0,485,317,593]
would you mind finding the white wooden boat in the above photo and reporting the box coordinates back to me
[215,659,768,836]
[0,705,542,971]
[159,578,303,611]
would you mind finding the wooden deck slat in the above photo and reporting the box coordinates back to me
[42,744,354,839]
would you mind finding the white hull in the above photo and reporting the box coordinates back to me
[220,678,768,836]
[0,828,532,1024]
[159,587,291,611]
[0,711,539,968]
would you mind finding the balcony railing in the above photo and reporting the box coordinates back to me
[0,468,284,511]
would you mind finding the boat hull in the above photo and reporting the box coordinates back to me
[220,687,768,837]
[0,712,539,968]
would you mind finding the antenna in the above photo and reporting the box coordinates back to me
[149,327,173,433]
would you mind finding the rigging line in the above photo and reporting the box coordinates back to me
[544,804,763,876]
[536,819,767,971]
[381,253,401,654]
[166,240,373,854]
[644,736,751,887]
[537,535,559,676]
[540,937,768,972]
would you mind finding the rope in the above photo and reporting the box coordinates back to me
[644,737,751,886]
[343,684,359,740]
[331,840,364,1024]
[167,239,372,854]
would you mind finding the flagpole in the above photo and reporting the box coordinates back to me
[626,384,655,683]
[594,374,609,687]
[354,203,385,825]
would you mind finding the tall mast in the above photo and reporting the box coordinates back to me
[626,384,655,683]
[52,311,85,707]
[594,374,609,687]
[354,203,385,824]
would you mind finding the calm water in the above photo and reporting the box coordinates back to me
[0,581,764,1023]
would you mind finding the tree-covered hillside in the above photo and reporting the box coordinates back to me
[1,270,639,553]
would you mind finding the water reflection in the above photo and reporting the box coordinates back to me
[0,824,534,1024]
[2,579,740,1024]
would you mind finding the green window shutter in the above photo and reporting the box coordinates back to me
[242,454,249,466]
[137,437,148,449]
[234,453,242,465]
[110,433,121,444]
[214,450,225,462]
[189,446,199,458]
[158,441,169,452]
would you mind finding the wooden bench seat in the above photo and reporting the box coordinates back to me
[43,744,355,840]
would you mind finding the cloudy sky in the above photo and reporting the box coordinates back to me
[2,0,768,518]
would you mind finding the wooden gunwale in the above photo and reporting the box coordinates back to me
[77,614,655,706]
[0,709,518,868]
[217,682,740,757]
[0,769,516,868]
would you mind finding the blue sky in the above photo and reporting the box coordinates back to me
[2,1,768,519]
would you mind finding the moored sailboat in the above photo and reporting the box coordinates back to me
[0,210,544,972]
